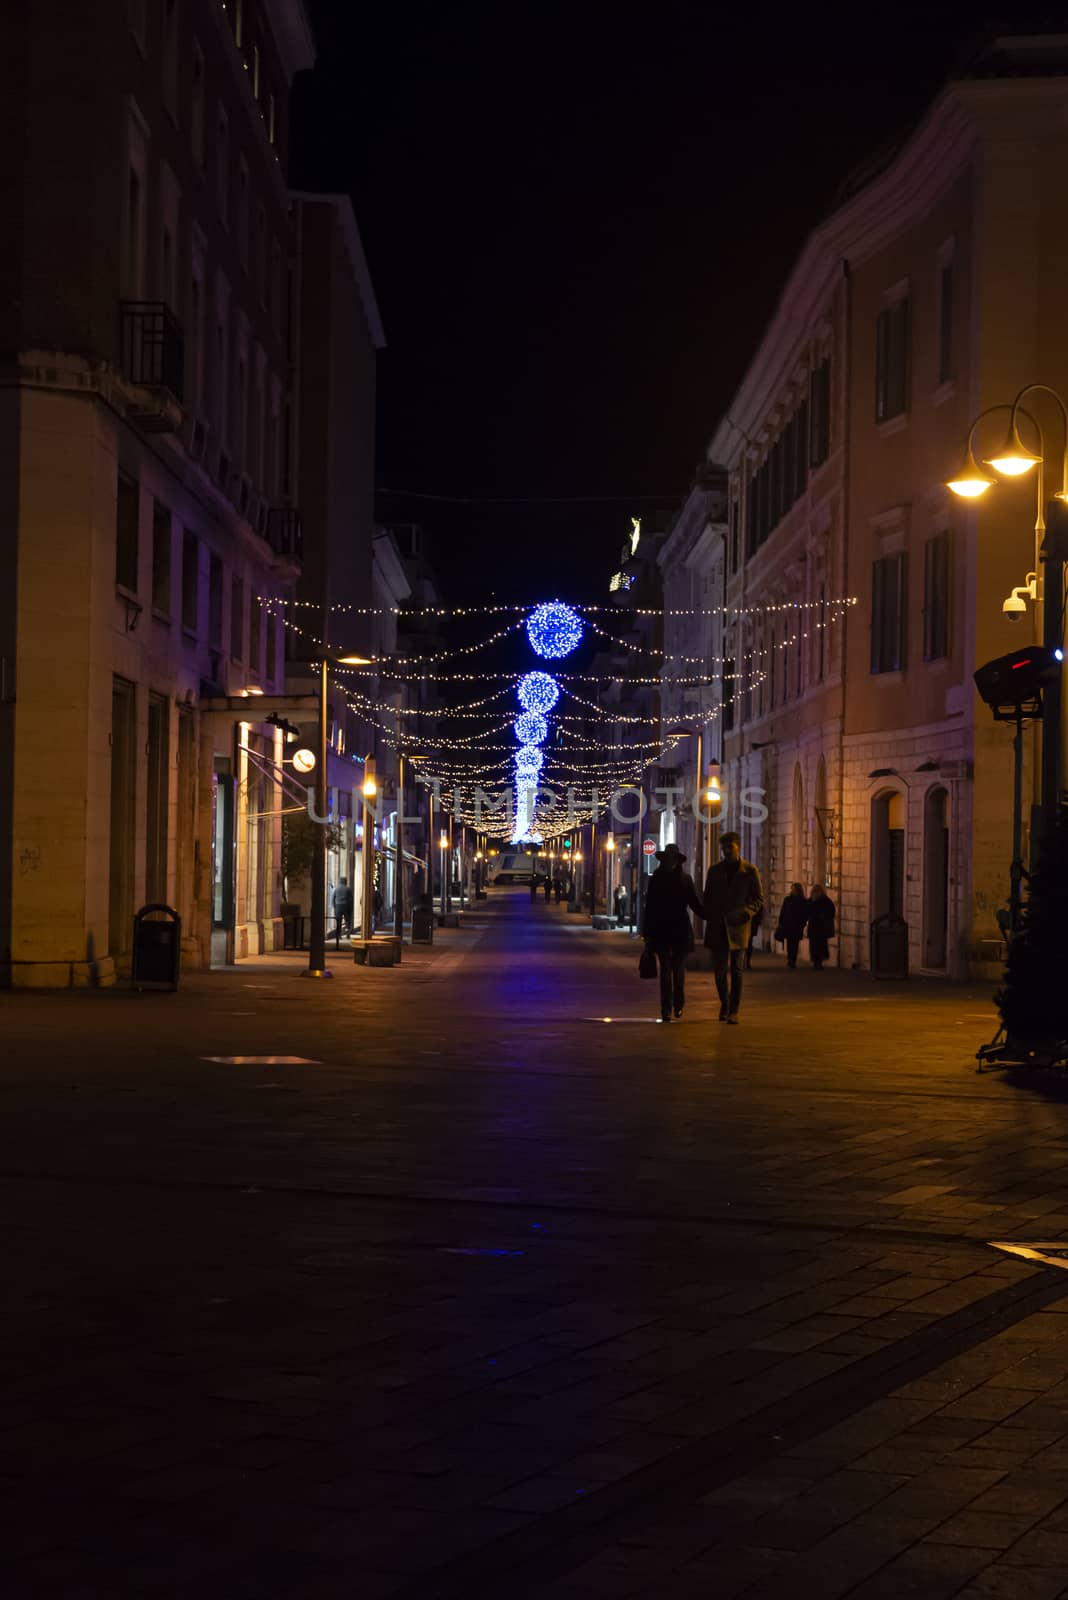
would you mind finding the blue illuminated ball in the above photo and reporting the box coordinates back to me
[517,671,560,714]
[526,602,583,660]
[515,745,543,778]
[514,711,549,746]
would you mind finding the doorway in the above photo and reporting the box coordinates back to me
[922,786,949,969]
[871,789,905,920]
[109,677,136,959]
[211,755,235,966]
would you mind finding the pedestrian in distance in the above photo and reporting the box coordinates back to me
[372,886,383,929]
[543,873,552,902]
[703,832,763,1024]
[332,877,354,936]
[774,883,809,968]
[530,872,539,902]
[807,883,836,970]
[554,875,564,904]
[642,843,704,1022]
[744,906,763,970]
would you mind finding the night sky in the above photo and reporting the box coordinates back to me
[292,1,1006,606]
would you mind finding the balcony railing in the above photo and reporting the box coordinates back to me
[267,506,303,562]
[119,301,185,403]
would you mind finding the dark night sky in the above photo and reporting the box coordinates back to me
[292,1,1007,605]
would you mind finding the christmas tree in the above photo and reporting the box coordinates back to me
[996,806,1068,1050]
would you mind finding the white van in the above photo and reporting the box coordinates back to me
[486,850,538,885]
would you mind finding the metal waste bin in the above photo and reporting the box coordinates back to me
[132,903,181,990]
[870,912,908,979]
[411,902,434,945]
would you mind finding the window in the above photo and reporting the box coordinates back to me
[146,692,169,904]
[116,470,139,593]
[817,585,826,683]
[124,165,144,298]
[151,499,171,616]
[163,0,180,118]
[875,296,910,422]
[191,41,205,172]
[871,553,906,674]
[729,497,739,573]
[742,647,754,723]
[216,106,229,223]
[267,91,276,145]
[230,574,245,660]
[809,360,831,466]
[233,0,244,47]
[794,399,808,497]
[209,554,223,648]
[255,204,266,304]
[938,261,954,386]
[251,42,261,99]
[723,656,735,732]
[181,530,199,633]
[265,603,277,683]
[270,238,281,332]
[237,156,249,268]
[249,594,262,680]
[923,533,950,661]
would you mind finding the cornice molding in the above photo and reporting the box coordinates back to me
[292,191,386,348]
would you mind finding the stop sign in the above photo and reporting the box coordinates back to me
[642,838,657,857]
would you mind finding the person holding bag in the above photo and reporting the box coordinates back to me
[807,883,836,970]
[641,843,704,1022]
[774,882,809,968]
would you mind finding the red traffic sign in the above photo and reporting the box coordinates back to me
[642,837,657,856]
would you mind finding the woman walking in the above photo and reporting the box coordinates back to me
[775,883,808,968]
[807,883,836,970]
[642,843,704,1022]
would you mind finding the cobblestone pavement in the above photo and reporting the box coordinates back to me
[5,891,1068,1597]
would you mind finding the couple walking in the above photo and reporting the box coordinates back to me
[642,833,762,1025]
[775,882,836,969]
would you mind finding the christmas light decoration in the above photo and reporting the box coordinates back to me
[514,711,549,746]
[517,671,560,713]
[526,602,584,660]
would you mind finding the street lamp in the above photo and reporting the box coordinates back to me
[439,828,448,917]
[360,761,377,942]
[302,650,372,981]
[947,388,1068,837]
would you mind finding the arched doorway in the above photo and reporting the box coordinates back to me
[922,787,949,969]
[792,764,805,884]
[814,756,828,888]
[871,789,905,920]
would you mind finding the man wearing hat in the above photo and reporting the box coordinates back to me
[703,832,763,1023]
[641,842,705,1022]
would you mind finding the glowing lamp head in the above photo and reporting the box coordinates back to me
[946,449,997,499]
[439,830,448,849]
[606,836,615,852]
[984,425,1041,477]
[292,747,316,774]
[362,774,377,798]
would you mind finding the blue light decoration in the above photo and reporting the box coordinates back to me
[513,604,582,841]
[517,671,560,714]
[525,601,583,661]
[514,711,549,746]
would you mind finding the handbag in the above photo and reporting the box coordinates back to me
[639,945,658,980]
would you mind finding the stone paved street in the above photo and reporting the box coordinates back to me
[6,890,1068,1597]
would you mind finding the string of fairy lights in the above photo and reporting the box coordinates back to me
[262,595,856,841]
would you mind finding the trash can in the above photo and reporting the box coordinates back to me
[132,903,181,990]
[411,898,434,945]
[870,912,908,979]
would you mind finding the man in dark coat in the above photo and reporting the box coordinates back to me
[332,877,354,936]
[642,843,704,1022]
[703,832,763,1023]
[775,882,809,968]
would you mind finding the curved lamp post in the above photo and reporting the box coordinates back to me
[302,650,373,981]
[947,386,1068,924]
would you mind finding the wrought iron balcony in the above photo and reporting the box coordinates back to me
[267,506,303,562]
[119,301,185,403]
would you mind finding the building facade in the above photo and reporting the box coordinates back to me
[701,38,1068,977]
[0,0,315,984]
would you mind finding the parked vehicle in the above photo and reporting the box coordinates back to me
[485,850,540,885]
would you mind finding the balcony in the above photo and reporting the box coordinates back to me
[119,302,185,422]
[267,506,303,563]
